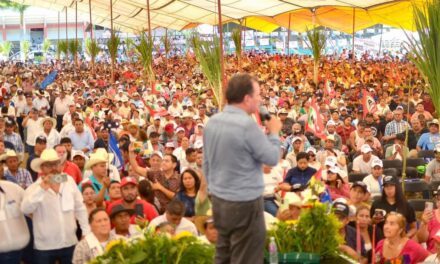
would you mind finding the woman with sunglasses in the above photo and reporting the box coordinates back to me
[417,186,440,253]
[375,212,429,264]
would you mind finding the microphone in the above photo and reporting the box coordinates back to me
[259,105,271,122]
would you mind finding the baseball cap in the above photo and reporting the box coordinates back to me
[371,159,383,168]
[71,150,87,160]
[332,202,349,217]
[306,147,317,155]
[325,156,337,167]
[164,123,174,133]
[351,181,370,193]
[150,151,163,159]
[383,175,398,186]
[165,142,175,148]
[120,177,138,187]
[360,144,372,154]
[175,127,185,134]
[326,135,336,142]
[326,120,336,127]
[429,119,439,126]
[327,166,340,174]
[194,140,203,149]
[153,115,161,121]
[292,136,302,143]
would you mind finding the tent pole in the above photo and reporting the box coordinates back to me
[352,7,355,63]
[110,0,114,83]
[287,13,291,56]
[217,0,225,106]
[75,0,78,70]
[89,0,93,40]
[65,7,68,44]
[146,0,152,42]
[378,24,383,57]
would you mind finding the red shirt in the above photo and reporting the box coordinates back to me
[375,239,429,264]
[107,199,158,224]
[63,161,82,184]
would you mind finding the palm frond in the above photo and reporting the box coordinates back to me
[191,34,222,107]
[404,0,440,115]
[135,33,154,81]
[20,40,30,61]
[305,26,327,84]
[42,38,51,54]
[57,40,68,58]
[107,29,120,64]
[0,41,13,58]
[161,33,172,57]
[85,38,100,61]
[68,39,82,57]
[231,28,242,59]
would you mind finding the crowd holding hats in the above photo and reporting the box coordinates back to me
[0,50,439,264]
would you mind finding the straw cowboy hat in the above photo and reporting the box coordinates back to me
[40,116,57,128]
[94,148,114,163]
[31,149,61,173]
[85,151,108,170]
[194,209,214,235]
[0,149,18,162]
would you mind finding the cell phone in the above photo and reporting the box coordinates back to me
[50,173,68,184]
[374,209,385,217]
[135,204,144,217]
[426,202,434,211]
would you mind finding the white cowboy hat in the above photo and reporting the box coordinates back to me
[0,149,18,161]
[31,149,61,173]
[40,116,57,128]
[84,151,108,170]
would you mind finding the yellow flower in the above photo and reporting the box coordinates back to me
[173,231,193,240]
[104,239,126,252]
[285,220,298,225]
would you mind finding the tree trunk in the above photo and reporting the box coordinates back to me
[313,61,319,85]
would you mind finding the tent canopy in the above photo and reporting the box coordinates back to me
[9,0,424,33]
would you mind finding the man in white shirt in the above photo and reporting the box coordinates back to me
[21,149,90,264]
[425,145,440,183]
[352,144,378,174]
[53,90,74,131]
[149,199,198,236]
[22,108,43,156]
[263,165,283,216]
[35,117,60,149]
[32,90,50,114]
[0,179,31,263]
[362,158,384,198]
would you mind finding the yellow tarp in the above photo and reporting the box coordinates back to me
[10,0,426,33]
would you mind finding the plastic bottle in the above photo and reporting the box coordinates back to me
[269,237,278,264]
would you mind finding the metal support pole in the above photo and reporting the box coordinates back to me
[352,7,355,63]
[287,13,291,55]
[89,0,93,39]
[217,0,225,104]
[147,0,152,41]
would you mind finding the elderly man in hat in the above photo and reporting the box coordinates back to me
[21,149,90,264]
[35,116,60,149]
[109,205,140,238]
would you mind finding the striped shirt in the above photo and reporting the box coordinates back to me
[4,132,24,153]
[384,120,409,137]
[4,168,33,189]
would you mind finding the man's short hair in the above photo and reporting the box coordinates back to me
[185,147,196,156]
[60,137,72,144]
[166,199,186,216]
[296,152,309,161]
[226,73,256,104]
[149,132,160,138]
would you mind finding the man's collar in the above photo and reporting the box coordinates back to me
[224,105,248,115]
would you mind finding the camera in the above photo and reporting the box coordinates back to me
[50,173,68,184]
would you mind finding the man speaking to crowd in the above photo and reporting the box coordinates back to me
[203,73,281,264]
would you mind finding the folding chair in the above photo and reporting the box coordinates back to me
[406,158,426,168]
[418,150,435,159]
[382,159,402,171]
[404,180,430,199]
[383,168,399,178]
[408,199,429,212]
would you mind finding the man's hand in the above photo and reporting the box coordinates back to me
[103,177,111,188]
[151,180,163,191]
[266,116,282,135]
[135,216,148,228]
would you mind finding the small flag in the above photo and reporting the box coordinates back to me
[40,71,58,89]
[305,98,326,140]
[362,89,377,118]
[109,133,124,170]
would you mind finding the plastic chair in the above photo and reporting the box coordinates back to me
[403,167,419,179]
[382,159,402,170]
[348,172,368,183]
[406,158,426,168]
[408,199,428,212]
[418,150,435,159]
[404,180,430,199]
[383,168,399,178]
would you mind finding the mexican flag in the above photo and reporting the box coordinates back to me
[305,98,326,140]
[151,80,162,95]
[362,89,377,118]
